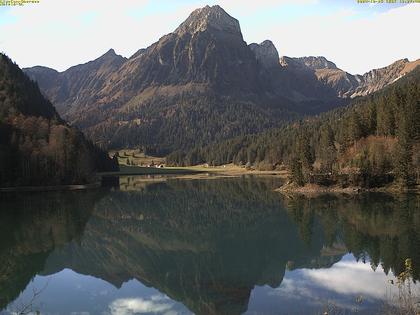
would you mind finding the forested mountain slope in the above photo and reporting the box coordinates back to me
[0,54,118,187]
[168,66,420,188]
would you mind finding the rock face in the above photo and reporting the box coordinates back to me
[124,5,261,96]
[175,5,241,35]
[23,5,420,152]
[295,56,337,70]
[249,40,280,69]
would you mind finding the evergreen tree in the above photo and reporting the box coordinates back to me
[290,159,305,187]
[319,125,337,173]
[394,114,413,187]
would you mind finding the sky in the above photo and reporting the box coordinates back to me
[0,0,419,74]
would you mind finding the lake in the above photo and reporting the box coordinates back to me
[0,176,419,315]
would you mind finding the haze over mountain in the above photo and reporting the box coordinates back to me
[24,5,419,154]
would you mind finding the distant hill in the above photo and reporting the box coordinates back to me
[0,54,118,187]
[168,65,420,188]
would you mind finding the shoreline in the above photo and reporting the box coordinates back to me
[0,167,288,193]
[99,165,289,177]
[276,182,420,195]
[0,182,101,193]
[99,165,204,177]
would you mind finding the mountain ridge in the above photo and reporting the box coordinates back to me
[280,55,420,98]
[23,5,419,153]
[23,5,306,152]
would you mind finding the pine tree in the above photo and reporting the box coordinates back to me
[319,125,337,173]
[348,110,363,143]
[394,114,413,187]
[290,159,305,187]
[296,131,314,182]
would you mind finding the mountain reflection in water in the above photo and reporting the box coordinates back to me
[0,176,419,315]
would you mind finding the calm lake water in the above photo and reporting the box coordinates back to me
[0,176,419,315]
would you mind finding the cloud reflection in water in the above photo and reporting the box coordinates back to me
[108,295,179,315]
[247,254,420,314]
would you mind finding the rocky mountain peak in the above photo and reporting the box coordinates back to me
[391,58,409,66]
[296,56,337,70]
[104,48,116,55]
[279,56,308,71]
[97,48,121,61]
[85,48,127,70]
[130,48,146,60]
[175,5,241,36]
[249,40,280,69]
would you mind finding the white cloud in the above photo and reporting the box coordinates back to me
[270,258,420,305]
[300,260,397,299]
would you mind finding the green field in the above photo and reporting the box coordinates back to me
[110,149,165,167]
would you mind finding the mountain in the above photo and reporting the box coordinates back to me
[249,40,280,69]
[25,49,127,116]
[24,5,419,154]
[24,5,343,154]
[280,56,420,98]
[0,54,118,187]
[168,65,420,188]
